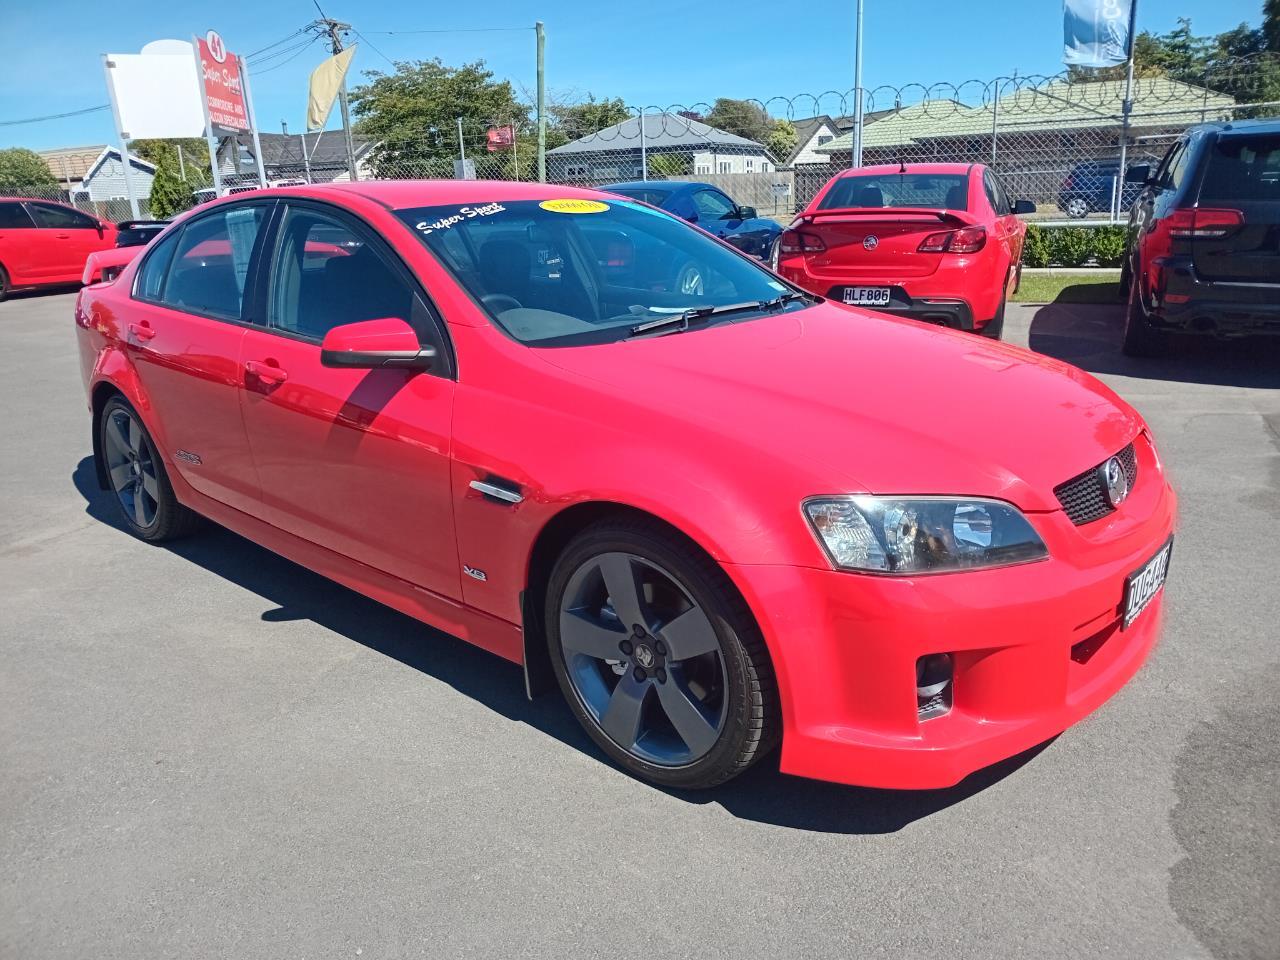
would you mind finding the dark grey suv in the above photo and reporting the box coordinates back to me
[1120,119,1280,356]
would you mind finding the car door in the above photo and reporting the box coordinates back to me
[26,201,111,281]
[238,200,461,601]
[690,188,743,244]
[985,170,1023,275]
[125,202,270,515]
[0,201,41,285]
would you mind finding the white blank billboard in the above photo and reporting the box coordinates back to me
[106,48,204,139]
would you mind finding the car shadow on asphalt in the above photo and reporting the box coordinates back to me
[1026,302,1280,390]
[73,456,1046,834]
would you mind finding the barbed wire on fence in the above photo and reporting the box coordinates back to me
[5,53,1276,226]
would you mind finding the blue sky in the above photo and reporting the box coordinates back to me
[1,0,1267,150]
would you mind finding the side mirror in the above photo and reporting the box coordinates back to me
[1012,199,1036,215]
[1125,164,1150,184]
[320,318,435,371]
[737,206,757,220]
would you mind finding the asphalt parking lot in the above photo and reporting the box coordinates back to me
[2,290,1277,959]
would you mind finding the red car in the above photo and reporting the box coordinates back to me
[0,198,117,299]
[776,163,1035,338]
[75,181,1175,791]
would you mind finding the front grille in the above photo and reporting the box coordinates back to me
[1054,442,1139,525]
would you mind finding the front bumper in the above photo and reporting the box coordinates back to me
[724,448,1177,790]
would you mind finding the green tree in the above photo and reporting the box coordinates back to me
[764,119,798,161]
[349,59,530,176]
[705,99,773,144]
[0,147,57,192]
[647,153,691,177]
[1266,0,1280,51]
[549,95,631,145]
[146,150,190,219]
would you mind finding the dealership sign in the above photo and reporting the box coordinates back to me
[196,30,249,131]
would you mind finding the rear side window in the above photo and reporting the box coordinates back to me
[0,202,34,228]
[608,188,670,206]
[134,228,183,302]
[819,174,969,211]
[1200,135,1280,202]
[29,202,98,230]
[161,205,266,320]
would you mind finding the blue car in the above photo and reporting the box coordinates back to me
[601,180,781,260]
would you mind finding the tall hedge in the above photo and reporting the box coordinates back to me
[1021,224,1127,268]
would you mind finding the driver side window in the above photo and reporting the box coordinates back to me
[692,190,737,222]
[267,206,417,342]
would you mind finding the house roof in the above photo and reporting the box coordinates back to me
[549,113,767,155]
[816,77,1238,154]
[82,147,155,182]
[227,131,375,168]
[39,145,110,182]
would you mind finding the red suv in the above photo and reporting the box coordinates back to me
[0,198,116,299]
[776,163,1034,338]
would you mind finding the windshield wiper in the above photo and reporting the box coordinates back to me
[627,301,763,338]
[759,291,811,310]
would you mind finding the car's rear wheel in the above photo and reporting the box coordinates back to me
[99,397,201,542]
[980,293,1006,340]
[546,519,778,789]
[0,264,9,302]
[1120,267,1169,358]
[1064,196,1090,219]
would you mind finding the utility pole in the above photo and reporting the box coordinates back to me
[851,0,864,168]
[311,13,360,182]
[536,21,546,183]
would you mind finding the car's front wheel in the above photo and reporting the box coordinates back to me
[1063,196,1090,219]
[99,396,201,542]
[546,518,778,789]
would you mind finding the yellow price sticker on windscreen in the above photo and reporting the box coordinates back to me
[539,199,609,214]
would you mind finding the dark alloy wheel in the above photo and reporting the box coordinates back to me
[99,397,201,542]
[546,520,778,789]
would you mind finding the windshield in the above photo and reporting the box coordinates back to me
[395,198,806,346]
[818,173,969,211]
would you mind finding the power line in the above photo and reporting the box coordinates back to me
[351,29,395,69]
[362,27,535,35]
[244,28,308,60]
[250,35,324,72]
[247,35,320,67]
[0,104,110,127]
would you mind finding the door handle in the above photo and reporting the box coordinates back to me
[245,360,288,385]
[127,322,155,342]
[56,233,71,239]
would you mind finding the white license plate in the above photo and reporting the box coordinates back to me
[1122,538,1172,629]
[842,287,891,307]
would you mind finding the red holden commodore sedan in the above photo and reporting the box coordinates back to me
[74,181,1175,791]
[776,163,1035,338]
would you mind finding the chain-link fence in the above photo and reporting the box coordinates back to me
[7,54,1276,227]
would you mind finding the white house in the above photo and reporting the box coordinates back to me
[75,147,155,203]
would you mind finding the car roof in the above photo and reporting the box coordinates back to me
[215,179,621,210]
[1188,117,1280,136]
[601,180,697,194]
[834,163,976,178]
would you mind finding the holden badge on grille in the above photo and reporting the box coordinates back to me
[1100,456,1131,508]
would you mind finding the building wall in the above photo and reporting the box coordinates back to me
[82,155,154,201]
[790,123,839,165]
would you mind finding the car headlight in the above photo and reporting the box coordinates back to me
[803,496,1048,574]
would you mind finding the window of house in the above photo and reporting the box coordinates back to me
[746,158,754,171]
[817,135,833,146]
[718,161,731,174]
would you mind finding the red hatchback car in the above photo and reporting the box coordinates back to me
[776,163,1035,338]
[0,198,117,299]
[75,181,1175,791]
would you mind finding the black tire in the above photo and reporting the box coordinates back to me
[1121,267,1168,358]
[545,517,779,789]
[980,293,1006,340]
[0,264,9,302]
[98,396,202,542]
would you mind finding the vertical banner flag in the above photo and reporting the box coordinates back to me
[196,30,249,130]
[1063,0,1135,68]
[307,46,357,132]
[486,125,515,151]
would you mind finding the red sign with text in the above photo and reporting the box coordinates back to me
[197,31,249,131]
